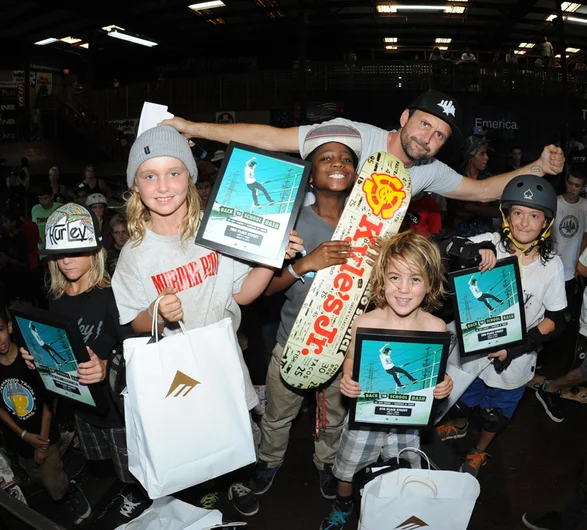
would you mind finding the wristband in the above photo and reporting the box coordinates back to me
[20,430,27,439]
[288,264,305,283]
[147,304,165,324]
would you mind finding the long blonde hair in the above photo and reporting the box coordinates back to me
[47,249,111,299]
[126,179,201,246]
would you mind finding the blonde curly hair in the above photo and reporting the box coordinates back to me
[370,230,447,312]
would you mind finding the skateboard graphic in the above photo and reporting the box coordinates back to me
[527,374,587,404]
[0,450,26,504]
[281,152,412,389]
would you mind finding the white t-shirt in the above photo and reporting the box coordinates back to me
[578,247,587,337]
[380,352,395,370]
[468,279,482,299]
[244,157,256,184]
[112,228,258,409]
[461,232,566,389]
[554,195,587,281]
[298,118,463,197]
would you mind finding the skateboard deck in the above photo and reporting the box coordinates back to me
[281,152,412,389]
[0,451,27,504]
[527,374,587,404]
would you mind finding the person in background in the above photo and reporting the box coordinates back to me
[106,214,129,276]
[86,193,111,250]
[74,188,88,206]
[76,165,111,199]
[405,192,442,238]
[31,186,61,252]
[48,166,72,204]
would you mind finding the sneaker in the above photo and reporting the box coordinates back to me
[436,422,468,441]
[249,461,279,495]
[460,447,489,477]
[67,480,91,525]
[522,510,562,530]
[115,490,152,526]
[197,491,221,510]
[228,483,259,517]
[318,465,337,500]
[536,383,565,423]
[319,501,353,530]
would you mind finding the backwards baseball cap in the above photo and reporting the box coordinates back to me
[301,123,362,160]
[43,203,102,255]
[407,89,463,138]
[126,125,198,188]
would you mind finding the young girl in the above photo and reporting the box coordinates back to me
[111,125,301,502]
[22,203,152,525]
[436,175,566,477]
[321,231,454,530]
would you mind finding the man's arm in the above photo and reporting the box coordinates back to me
[160,117,300,153]
[442,145,565,202]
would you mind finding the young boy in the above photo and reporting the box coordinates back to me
[321,232,453,530]
[0,306,90,525]
[30,185,61,252]
[228,124,362,517]
[436,175,566,477]
[107,214,130,276]
[554,166,587,318]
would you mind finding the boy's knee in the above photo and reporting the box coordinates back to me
[480,407,508,433]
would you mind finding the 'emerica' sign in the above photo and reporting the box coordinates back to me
[475,118,518,130]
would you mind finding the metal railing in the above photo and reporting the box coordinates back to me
[55,61,587,121]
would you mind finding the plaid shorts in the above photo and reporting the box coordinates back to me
[333,417,421,482]
[75,414,134,483]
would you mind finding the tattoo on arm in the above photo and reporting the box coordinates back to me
[530,164,542,174]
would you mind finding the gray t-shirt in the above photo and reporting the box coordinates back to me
[276,206,335,347]
[299,118,463,197]
[112,228,258,408]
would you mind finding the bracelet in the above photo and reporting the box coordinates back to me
[147,304,165,324]
[288,264,305,283]
[20,430,27,439]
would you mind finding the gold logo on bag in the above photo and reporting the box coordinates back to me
[395,516,429,529]
[165,371,200,398]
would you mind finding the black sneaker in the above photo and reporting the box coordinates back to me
[319,500,353,530]
[536,383,565,423]
[522,510,562,530]
[67,481,91,525]
[228,483,259,517]
[249,461,279,495]
[318,465,337,500]
[115,490,152,526]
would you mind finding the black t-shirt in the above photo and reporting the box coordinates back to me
[49,286,133,428]
[106,247,121,277]
[569,146,587,167]
[0,351,60,457]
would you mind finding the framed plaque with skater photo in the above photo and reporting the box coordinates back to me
[195,141,311,268]
[448,256,527,358]
[349,328,450,429]
[9,301,108,412]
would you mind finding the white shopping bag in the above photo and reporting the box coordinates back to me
[114,497,222,530]
[359,448,480,530]
[123,298,256,499]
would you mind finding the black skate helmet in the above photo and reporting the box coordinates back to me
[499,174,557,255]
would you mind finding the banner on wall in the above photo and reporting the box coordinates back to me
[36,72,52,96]
[0,82,19,141]
[216,111,236,124]
[109,118,139,136]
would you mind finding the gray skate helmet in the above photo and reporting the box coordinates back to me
[500,175,557,219]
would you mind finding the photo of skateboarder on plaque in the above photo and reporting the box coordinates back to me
[349,328,450,429]
[448,256,527,357]
[196,141,311,268]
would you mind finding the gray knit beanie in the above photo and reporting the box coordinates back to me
[126,125,198,188]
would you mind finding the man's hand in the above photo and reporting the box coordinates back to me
[34,449,48,464]
[24,432,49,452]
[78,347,107,385]
[159,117,196,139]
[340,374,361,398]
[532,145,565,176]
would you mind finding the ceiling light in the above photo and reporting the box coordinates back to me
[445,6,466,13]
[567,16,587,23]
[102,25,125,32]
[435,38,452,43]
[35,38,59,45]
[377,4,444,12]
[107,31,158,47]
[561,2,581,12]
[567,47,581,53]
[60,36,81,44]
[514,50,526,55]
[79,43,89,49]
[385,45,398,49]
[189,0,225,9]
[555,53,571,58]
[384,37,398,42]
[438,46,449,50]
[518,42,535,48]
